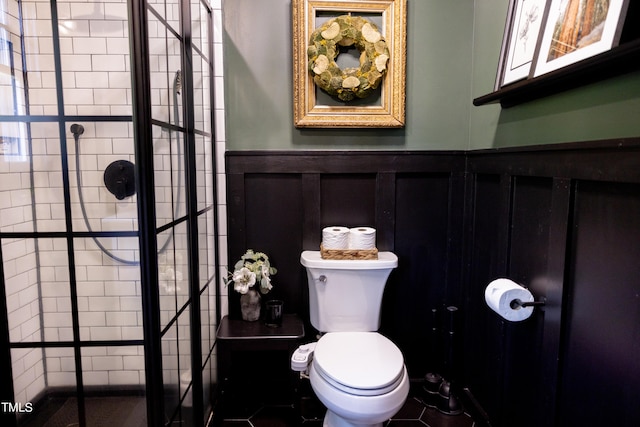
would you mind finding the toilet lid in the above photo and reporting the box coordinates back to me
[314,332,404,395]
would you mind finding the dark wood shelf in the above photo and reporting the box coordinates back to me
[216,313,305,340]
[473,38,640,108]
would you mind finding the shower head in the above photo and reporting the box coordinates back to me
[70,123,85,136]
[173,70,182,95]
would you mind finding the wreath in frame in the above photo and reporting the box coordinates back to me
[307,15,390,102]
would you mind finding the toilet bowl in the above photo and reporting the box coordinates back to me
[306,332,409,427]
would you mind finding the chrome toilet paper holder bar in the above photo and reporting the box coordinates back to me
[510,298,546,310]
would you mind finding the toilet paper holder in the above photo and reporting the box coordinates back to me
[509,298,546,310]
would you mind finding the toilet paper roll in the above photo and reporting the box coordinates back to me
[348,227,377,250]
[322,226,350,249]
[484,278,534,322]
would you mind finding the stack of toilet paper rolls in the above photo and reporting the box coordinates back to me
[320,226,378,260]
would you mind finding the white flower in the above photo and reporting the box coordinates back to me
[227,249,277,295]
[260,264,273,293]
[232,267,256,294]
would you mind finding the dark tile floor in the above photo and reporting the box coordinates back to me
[18,395,147,427]
[218,388,477,427]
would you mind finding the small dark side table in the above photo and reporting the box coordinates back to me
[215,314,306,416]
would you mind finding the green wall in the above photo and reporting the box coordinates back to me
[223,0,640,151]
[223,0,474,151]
[469,0,640,149]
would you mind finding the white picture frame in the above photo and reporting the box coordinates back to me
[532,0,630,77]
[497,0,547,88]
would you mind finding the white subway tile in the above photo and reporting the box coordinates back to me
[21,315,41,339]
[86,266,117,281]
[78,105,112,115]
[79,326,91,341]
[69,4,100,20]
[60,54,92,71]
[46,357,61,372]
[90,21,125,37]
[5,293,20,314]
[109,105,132,116]
[59,327,75,341]
[214,76,224,110]
[84,346,108,357]
[76,72,110,88]
[79,311,106,327]
[108,370,141,385]
[83,371,109,386]
[41,282,69,299]
[119,296,141,311]
[57,37,74,54]
[43,312,72,328]
[90,326,122,341]
[105,311,137,326]
[92,54,126,72]
[104,281,137,296]
[107,71,131,88]
[123,355,144,370]
[95,121,130,138]
[121,326,143,340]
[94,88,129,105]
[88,296,120,311]
[77,282,105,297]
[214,43,223,78]
[108,346,139,356]
[106,38,129,55]
[12,366,36,394]
[56,296,72,312]
[59,356,75,372]
[28,88,57,105]
[73,36,105,55]
[104,3,129,21]
[18,284,39,308]
[92,356,123,371]
[47,372,76,387]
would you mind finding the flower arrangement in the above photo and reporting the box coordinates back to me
[227,249,277,295]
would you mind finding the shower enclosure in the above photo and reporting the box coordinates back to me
[0,0,220,425]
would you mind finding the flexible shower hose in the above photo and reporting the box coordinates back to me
[71,69,183,265]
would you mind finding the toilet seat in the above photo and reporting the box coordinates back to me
[313,332,405,396]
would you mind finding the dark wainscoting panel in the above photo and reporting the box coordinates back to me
[464,140,640,427]
[244,174,305,318]
[557,180,640,426]
[463,174,508,423]
[226,151,466,378]
[226,140,640,427]
[387,172,455,373]
[320,174,377,231]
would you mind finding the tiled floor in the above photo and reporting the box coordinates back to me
[18,395,147,427]
[218,390,477,427]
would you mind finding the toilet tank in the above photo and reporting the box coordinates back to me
[300,251,398,333]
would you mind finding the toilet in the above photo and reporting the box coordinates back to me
[292,251,409,427]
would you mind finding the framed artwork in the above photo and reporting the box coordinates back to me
[495,0,547,89]
[532,0,630,77]
[292,0,407,128]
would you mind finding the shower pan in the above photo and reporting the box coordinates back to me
[0,0,220,426]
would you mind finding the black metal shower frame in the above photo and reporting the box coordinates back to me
[0,0,221,425]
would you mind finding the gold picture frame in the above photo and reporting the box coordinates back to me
[292,0,407,128]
